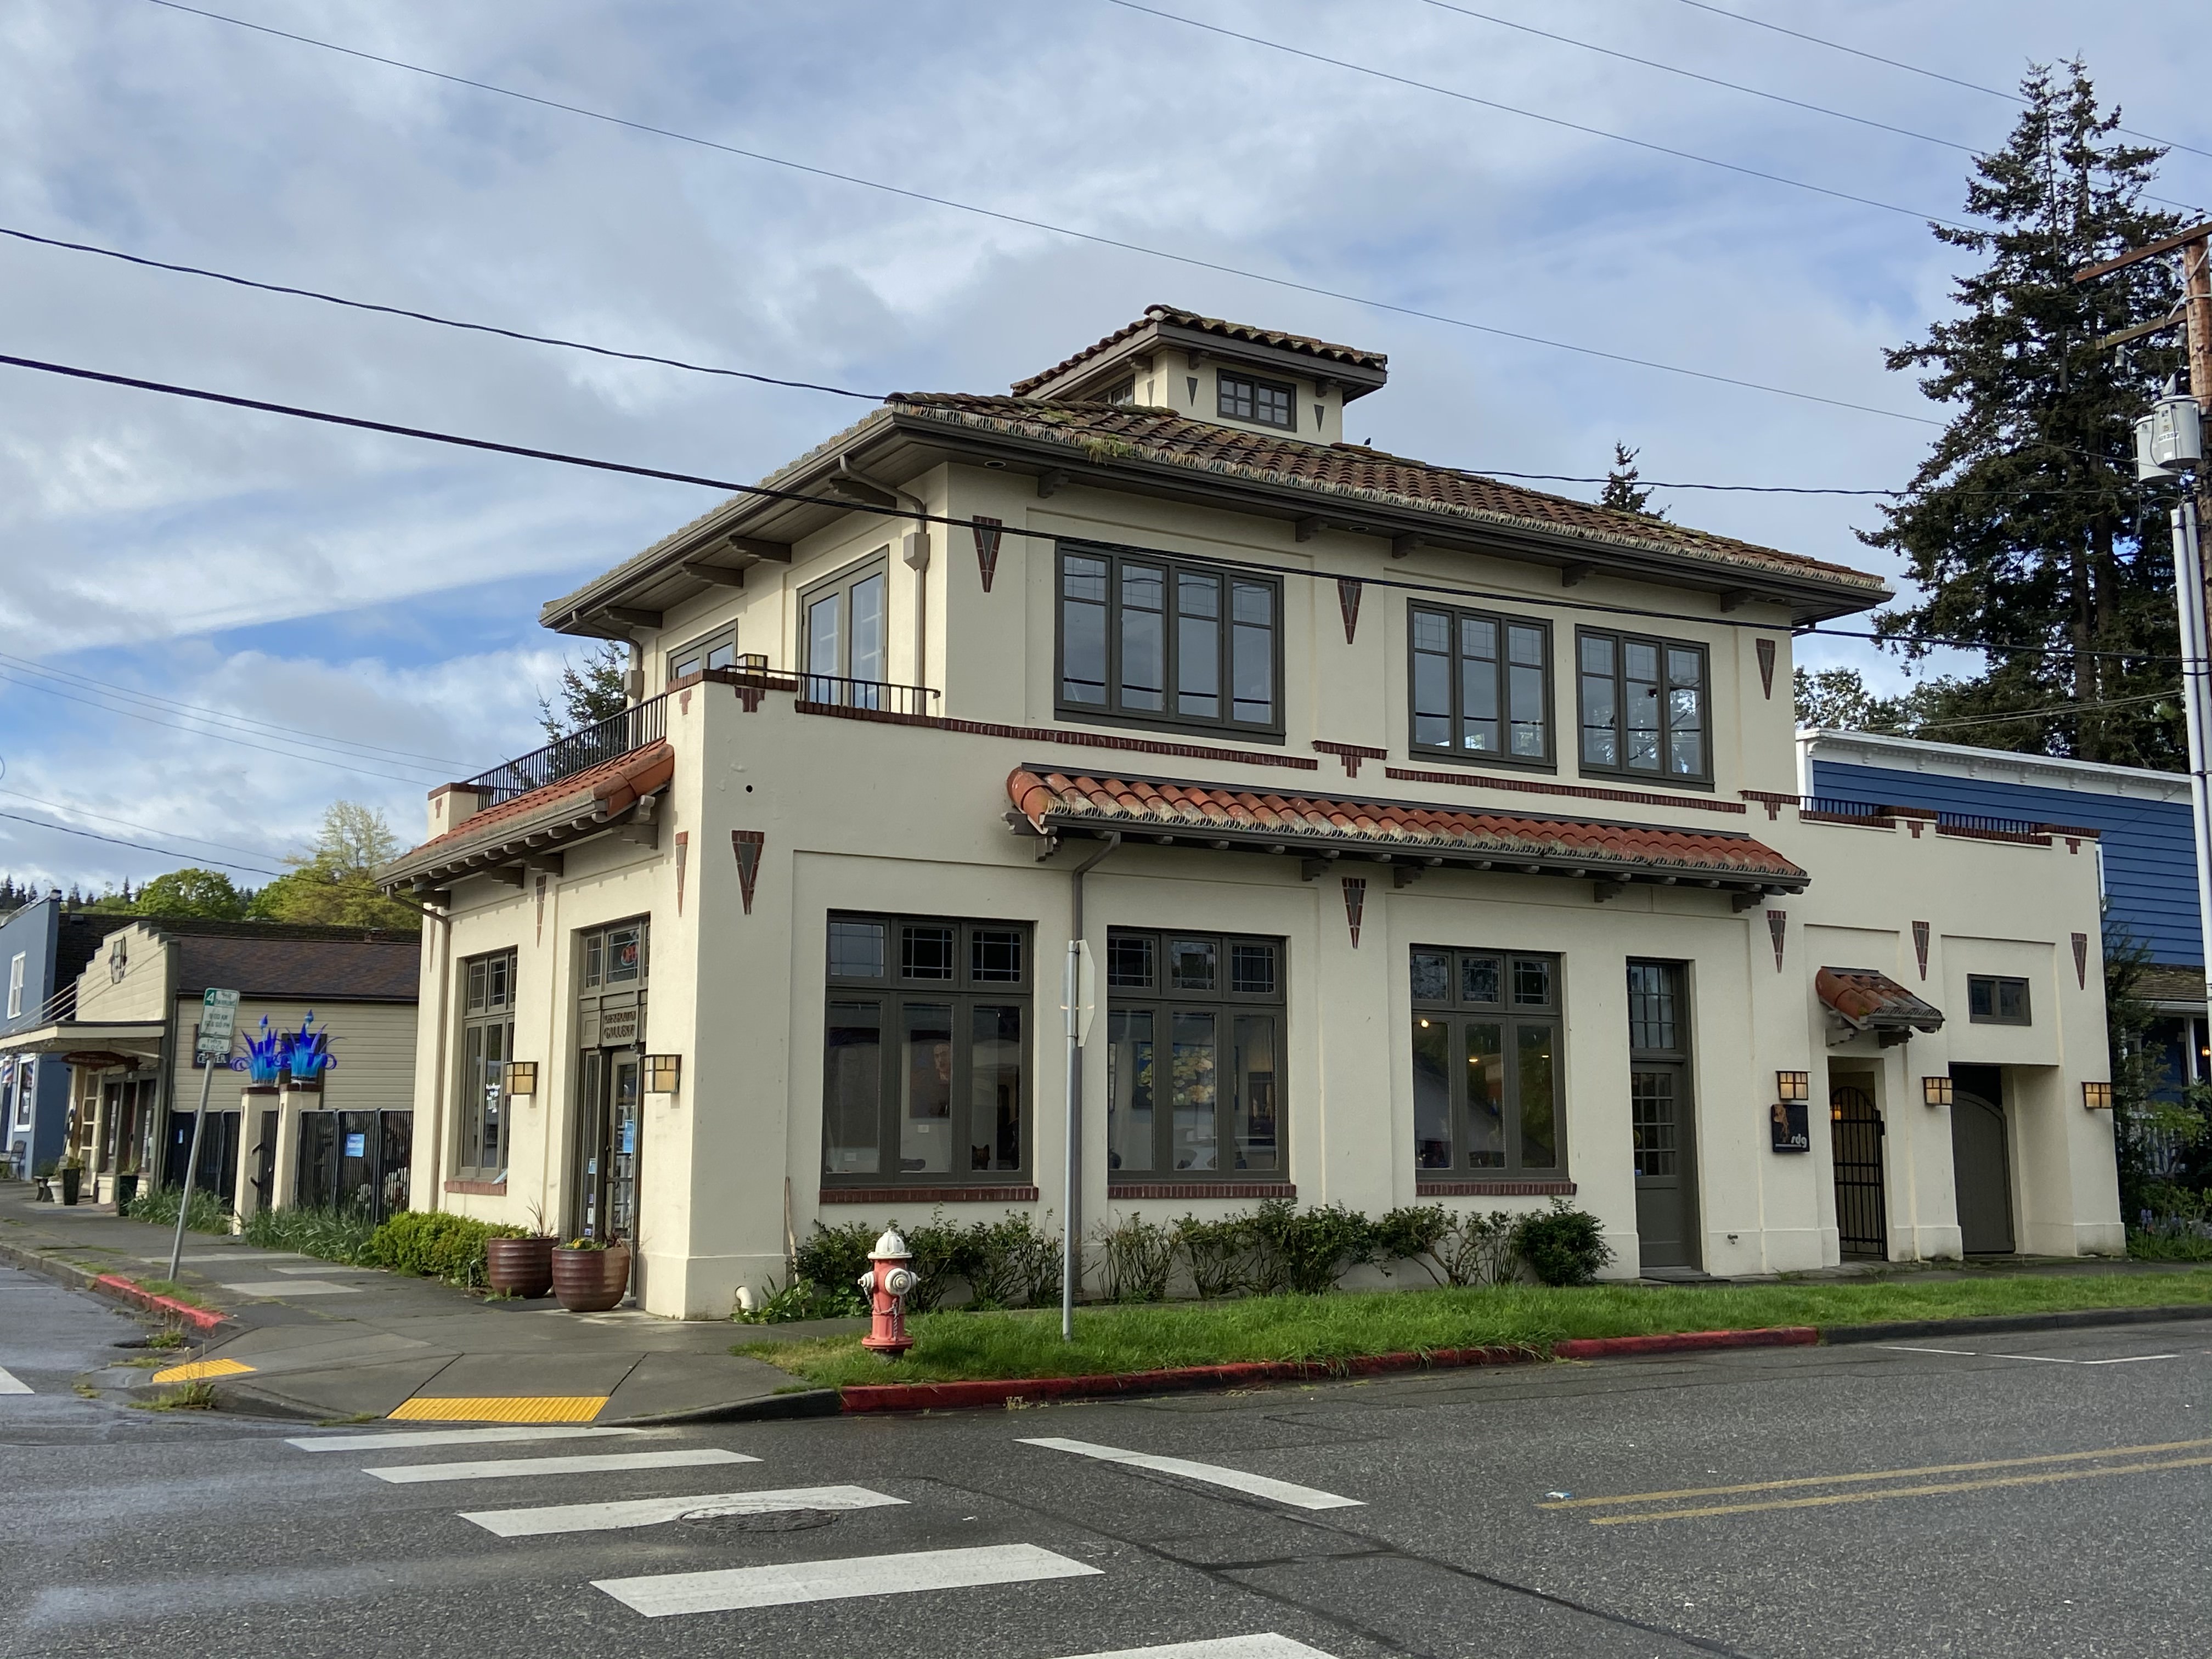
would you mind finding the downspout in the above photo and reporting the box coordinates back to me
[1060,831,1120,1336]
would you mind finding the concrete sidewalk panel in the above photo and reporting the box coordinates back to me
[600,1352,799,1423]
[225,1355,461,1421]
[407,1351,644,1402]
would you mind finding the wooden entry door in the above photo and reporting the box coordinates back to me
[1950,1077,2015,1254]
[1829,1085,1888,1259]
[1627,961,1699,1272]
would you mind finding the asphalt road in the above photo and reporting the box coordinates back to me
[3,1261,2209,1659]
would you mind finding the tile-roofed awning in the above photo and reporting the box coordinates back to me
[1007,767,1808,901]
[380,742,674,891]
[1816,967,1944,1046]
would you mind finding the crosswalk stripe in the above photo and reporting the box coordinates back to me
[1018,1438,1362,1511]
[459,1484,905,1537]
[366,1448,755,1484]
[594,1542,1101,1617]
[1056,1639,1338,1658]
[286,1426,645,1453]
[0,1366,30,1395]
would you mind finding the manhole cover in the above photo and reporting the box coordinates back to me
[677,1507,840,1534]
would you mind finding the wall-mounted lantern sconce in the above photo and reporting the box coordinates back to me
[736,653,768,672]
[2082,1080,2114,1112]
[1921,1075,1953,1108]
[1776,1071,1810,1103]
[645,1054,682,1096]
[501,1060,538,1098]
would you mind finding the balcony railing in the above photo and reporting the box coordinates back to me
[791,672,941,718]
[465,692,670,807]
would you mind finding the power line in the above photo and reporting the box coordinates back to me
[0,224,883,403]
[1908,690,2175,732]
[0,807,283,877]
[0,785,287,867]
[1672,0,2212,165]
[1103,0,1974,231]
[136,0,1939,430]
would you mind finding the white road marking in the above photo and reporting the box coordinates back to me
[460,1484,905,1537]
[219,1280,359,1296]
[0,1366,31,1395]
[1019,1437,1363,1510]
[288,1425,647,1453]
[1878,1344,2180,1367]
[594,1543,1100,1617]
[366,1448,755,1484]
[1056,1639,1338,1659]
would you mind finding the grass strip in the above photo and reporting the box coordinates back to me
[738,1269,2212,1389]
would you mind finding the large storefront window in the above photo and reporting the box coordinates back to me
[458,949,516,1179]
[1409,945,1562,1173]
[1106,929,1285,1180]
[821,915,1031,1186]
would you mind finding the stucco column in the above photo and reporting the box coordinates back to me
[272,1081,316,1209]
[235,1084,279,1226]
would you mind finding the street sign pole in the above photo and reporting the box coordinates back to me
[167,989,239,1283]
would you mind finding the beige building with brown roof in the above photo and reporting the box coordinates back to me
[387,308,2121,1317]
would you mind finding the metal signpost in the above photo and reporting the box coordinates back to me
[167,987,239,1283]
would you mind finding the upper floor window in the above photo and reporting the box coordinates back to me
[1094,377,1136,405]
[1058,544,1281,737]
[1577,629,1711,784]
[668,625,737,684]
[580,919,648,991]
[1967,974,2031,1025]
[1409,604,1552,768]
[1217,370,1295,431]
[7,952,22,1019]
[801,553,889,701]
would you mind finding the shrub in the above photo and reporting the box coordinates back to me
[1515,1200,1612,1286]
[1249,1199,1374,1295]
[1373,1204,1451,1280]
[363,1211,526,1288]
[1174,1214,1255,1299]
[2130,1184,2212,1261]
[794,1221,880,1297]
[733,1274,866,1323]
[124,1184,234,1237]
[1095,1213,1177,1302]
[898,1217,975,1313]
[244,1204,379,1266]
[965,1212,1061,1309]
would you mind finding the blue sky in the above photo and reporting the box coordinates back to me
[1,0,2206,893]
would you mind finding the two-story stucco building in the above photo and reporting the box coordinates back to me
[383,305,2123,1317]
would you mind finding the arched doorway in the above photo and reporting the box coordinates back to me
[1949,1068,2015,1254]
[1829,1085,1888,1259]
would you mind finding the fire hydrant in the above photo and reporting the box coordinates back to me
[858,1228,917,1358]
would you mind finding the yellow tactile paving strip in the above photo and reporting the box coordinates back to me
[151,1358,256,1384]
[388,1396,610,1424]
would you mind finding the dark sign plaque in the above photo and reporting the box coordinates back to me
[1770,1100,1810,1153]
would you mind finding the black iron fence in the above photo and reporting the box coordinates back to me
[792,672,941,716]
[466,692,670,806]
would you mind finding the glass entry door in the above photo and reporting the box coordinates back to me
[572,1050,642,1257]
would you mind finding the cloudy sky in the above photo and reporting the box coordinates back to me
[0,0,2205,895]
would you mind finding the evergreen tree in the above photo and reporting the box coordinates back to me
[537,641,631,742]
[1863,60,2185,767]
[1599,442,1666,519]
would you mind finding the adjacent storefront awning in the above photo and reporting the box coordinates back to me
[1816,967,1944,1047]
[1007,766,1810,904]
[0,1021,166,1060]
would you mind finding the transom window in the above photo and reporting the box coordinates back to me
[580,919,648,990]
[1216,370,1295,430]
[801,553,889,705]
[1058,544,1281,736]
[1967,974,2031,1025]
[1107,929,1285,1181]
[822,915,1032,1184]
[668,625,738,684]
[1409,946,1563,1175]
[458,949,516,1179]
[1410,603,1552,766]
[1577,629,1710,783]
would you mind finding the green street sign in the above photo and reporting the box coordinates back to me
[196,987,239,1058]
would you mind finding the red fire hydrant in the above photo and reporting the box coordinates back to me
[859,1228,917,1358]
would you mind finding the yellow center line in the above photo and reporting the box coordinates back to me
[1589,1454,2212,1525]
[1538,1437,2212,1509]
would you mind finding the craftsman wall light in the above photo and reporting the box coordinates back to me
[645,1054,682,1096]
[1921,1075,1953,1108]
[1775,1071,1810,1103]
[2081,1080,2114,1112]
[501,1060,538,1098]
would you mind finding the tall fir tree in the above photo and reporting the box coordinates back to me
[1862,61,2186,766]
[1599,443,1666,519]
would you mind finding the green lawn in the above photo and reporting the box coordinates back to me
[737,1269,2212,1389]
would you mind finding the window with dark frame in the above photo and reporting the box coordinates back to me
[1106,929,1285,1181]
[800,552,890,704]
[1409,602,1553,766]
[1409,946,1563,1175]
[1967,974,2032,1025]
[1577,628,1711,783]
[822,915,1032,1185]
[1058,543,1282,737]
[1216,370,1295,431]
[458,949,517,1178]
[668,625,738,685]
[1094,377,1137,405]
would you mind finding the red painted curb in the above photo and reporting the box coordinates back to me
[1552,1326,1818,1359]
[93,1273,229,1334]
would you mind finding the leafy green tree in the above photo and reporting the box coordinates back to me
[249,802,418,930]
[537,641,630,742]
[1863,60,2185,767]
[1599,442,1665,519]
[132,868,247,920]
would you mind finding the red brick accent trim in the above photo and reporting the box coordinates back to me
[1107,1182,1296,1200]
[1389,765,1747,815]
[445,1179,507,1196]
[797,701,1321,770]
[820,1186,1040,1204]
[2034,822,2102,839]
[1936,822,2051,847]
[1415,1178,1578,1197]
[1800,809,1895,830]
[1313,739,1388,778]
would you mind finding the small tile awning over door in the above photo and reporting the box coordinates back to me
[1816,966,1944,1046]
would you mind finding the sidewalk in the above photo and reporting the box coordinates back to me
[0,1182,851,1424]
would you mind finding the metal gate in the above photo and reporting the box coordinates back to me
[1830,1085,1888,1259]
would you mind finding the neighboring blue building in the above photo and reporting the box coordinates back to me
[1,896,110,1178]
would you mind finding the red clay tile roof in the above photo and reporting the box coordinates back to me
[1816,967,1944,1032]
[891,394,1884,595]
[1011,304,1387,395]
[388,742,674,868]
[1008,768,1809,889]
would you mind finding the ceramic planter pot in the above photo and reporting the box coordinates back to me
[486,1236,556,1299]
[115,1173,140,1213]
[551,1243,631,1312]
[59,1166,81,1206]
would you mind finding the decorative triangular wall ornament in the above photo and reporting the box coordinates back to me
[971,515,1003,594]
[1912,919,1931,981]
[533,875,547,944]
[731,830,765,916]
[2073,932,2089,989]
[1756,637,1776,700]
[1765,909,1786,972]
[1337,577,1363,644]
[674,831,690,917]
[1341,875,1367,947]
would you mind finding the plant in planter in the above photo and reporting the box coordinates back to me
[551,1235,632,1313]
[115,1162,142,1214]
[486,1201,556,1299]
